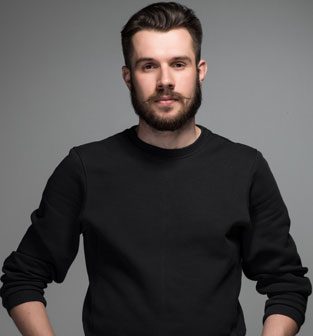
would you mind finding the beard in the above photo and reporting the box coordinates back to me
[129,75,202,132]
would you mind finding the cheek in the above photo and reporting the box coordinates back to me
[182,76,198,93]
[133,76,156,97]
[176,71,197,92]
[177,82,195,97]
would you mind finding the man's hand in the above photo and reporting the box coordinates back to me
[261,314,299,336]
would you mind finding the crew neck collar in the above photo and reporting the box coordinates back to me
[125,124,212,159]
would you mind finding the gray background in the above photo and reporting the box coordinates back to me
[0,0,312,334]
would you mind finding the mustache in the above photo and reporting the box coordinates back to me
[144,91,192,103]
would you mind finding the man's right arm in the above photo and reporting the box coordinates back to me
[0,147,86,334]
[10,301,55,336]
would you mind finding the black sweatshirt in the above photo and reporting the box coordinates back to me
[1,124,311,336]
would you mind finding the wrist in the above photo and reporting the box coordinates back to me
[261,314,298,336]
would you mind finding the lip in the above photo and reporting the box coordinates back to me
[154,96,178,102]
[155,99,177,106]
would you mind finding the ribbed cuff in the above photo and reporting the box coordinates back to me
[3,290,47,317]
[263,304,303,333]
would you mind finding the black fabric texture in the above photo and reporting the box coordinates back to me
[1,124,311,335]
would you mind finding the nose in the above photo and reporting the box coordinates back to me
[156,65,174,91]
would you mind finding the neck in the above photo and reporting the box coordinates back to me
[135,119,201,149]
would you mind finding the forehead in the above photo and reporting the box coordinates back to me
[131,28,195,63]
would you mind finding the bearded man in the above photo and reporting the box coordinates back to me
[1,2,311,336]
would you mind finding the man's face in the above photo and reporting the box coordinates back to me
[123,28,207,131]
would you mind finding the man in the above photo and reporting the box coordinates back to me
[0,2,311,335]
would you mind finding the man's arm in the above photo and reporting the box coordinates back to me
[0,147,86,333]
[10,301,55,336]
[261,314,298,336]
[241,150,312,333]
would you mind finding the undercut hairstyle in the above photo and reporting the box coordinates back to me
[121,2,203,69]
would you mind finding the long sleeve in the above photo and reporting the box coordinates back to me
[241,150,312,332]
[0,147,86,315]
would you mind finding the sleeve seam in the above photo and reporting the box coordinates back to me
[71,147,88,234]
[245,149,260,211]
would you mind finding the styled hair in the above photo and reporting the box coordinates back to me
[121,2,202,69]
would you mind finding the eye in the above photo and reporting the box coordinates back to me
[142,63,157,71]
[172,62,186,69]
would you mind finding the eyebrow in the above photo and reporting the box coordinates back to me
[134,56,193,68]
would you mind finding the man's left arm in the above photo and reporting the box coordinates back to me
[261,314,298,336]
[241,150,312,335]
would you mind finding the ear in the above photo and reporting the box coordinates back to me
[197,59,208,83]
[122,66,132,90]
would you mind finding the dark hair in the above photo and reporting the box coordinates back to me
[121,2,202,69]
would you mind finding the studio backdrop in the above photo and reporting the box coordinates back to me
[0,1,312,335]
